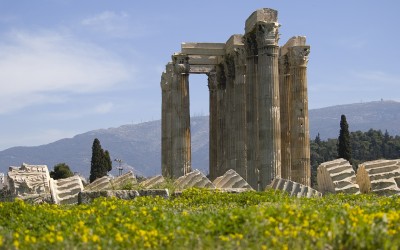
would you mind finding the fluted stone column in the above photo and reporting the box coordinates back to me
[243,32,259,189]
[224,55,236,174]
[170,54,191,177]
[256,22,281,189]
[288,46,311,185]
[216,64,227,177]
[161,63,173,177]
[233,47,247,179]
[208,70,218,180]
[279,54,291,180]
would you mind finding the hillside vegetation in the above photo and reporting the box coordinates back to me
[311,129,400,186]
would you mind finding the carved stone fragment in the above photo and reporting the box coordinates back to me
[174,169,215,190]
[110,171,137,189]
[317,159,360,195]
[49,175,84,205]
[213,169,253,190]
[270,178,322,197]
[356,159,400,196]
[139,175,166,189]
[7,163,51,196]
[83,176,111,191]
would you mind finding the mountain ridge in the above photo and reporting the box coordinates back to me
[1,100,399,177]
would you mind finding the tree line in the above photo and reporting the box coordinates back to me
[311,119,400,186]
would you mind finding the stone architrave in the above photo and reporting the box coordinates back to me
[317,159,360,195]
[213,169,253,190]
[270,178,321,198]
[174,169,215,190]
[49,175,84,205]
[356,159,400,196]
[7,163,51,196]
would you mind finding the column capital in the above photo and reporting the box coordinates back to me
[172,53,190,74]
[288,46,310,67]
[278,54,290,75]
[243,32,258,56]
[256,22,280,48]
[207,71,217,91]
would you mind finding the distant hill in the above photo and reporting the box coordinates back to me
[0,101,399,177]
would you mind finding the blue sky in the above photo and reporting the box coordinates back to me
[0,1,399,150]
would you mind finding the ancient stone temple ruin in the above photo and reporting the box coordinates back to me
[160,8,311,190]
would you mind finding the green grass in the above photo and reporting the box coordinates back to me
[0,189,399,249]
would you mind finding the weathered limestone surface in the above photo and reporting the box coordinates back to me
[213,169,253,190]
[139,175,166,189]
[356,159,400,196]
[270,178,321,197]
[174,169,215,190]
[7,163,51,196]
[317,159,360,195]
[50,175,84,205]
[84,176,111,191]
[111,171,137,189]
[161,8,311,192]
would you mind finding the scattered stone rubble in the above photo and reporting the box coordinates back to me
[174,169,215,190]
[50,175,84,205]
[317,158,360,195]
[138,175,166,189]
[270,178,322,198]
[7,163,51,196]
[356,159,400,196]
[213,169,253,191]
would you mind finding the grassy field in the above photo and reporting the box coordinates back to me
[0,189,399,249]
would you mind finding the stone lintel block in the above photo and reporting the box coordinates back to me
[181,48,225,56]
[189,65,216,74]
[225,34,244,53]
[280,36,307,56]
[182,42,226,50]
[188,55,219,65]
[245,8,278,34]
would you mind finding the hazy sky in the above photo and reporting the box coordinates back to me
[0,1,399,150]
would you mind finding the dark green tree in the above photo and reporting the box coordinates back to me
[50,163,74,180]
[89,138,112,183]
[337,114,352,162]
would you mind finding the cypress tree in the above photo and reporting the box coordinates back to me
[89,138,112,183]
[337,114,352,162]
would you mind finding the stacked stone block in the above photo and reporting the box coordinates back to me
[213,169,253,190]
[356,159,400,196]
[174,170,215,190]
[270,178,321,197]
[49,175,84,205]
[317,159,360,195]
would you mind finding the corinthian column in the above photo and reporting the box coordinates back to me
[279,54,291,180]
[256,22,281,189]
[208,70,218,180]
[288,46,311,186]
[161,63,173,177]
[243,32,259,189]
[171,54,191,177]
